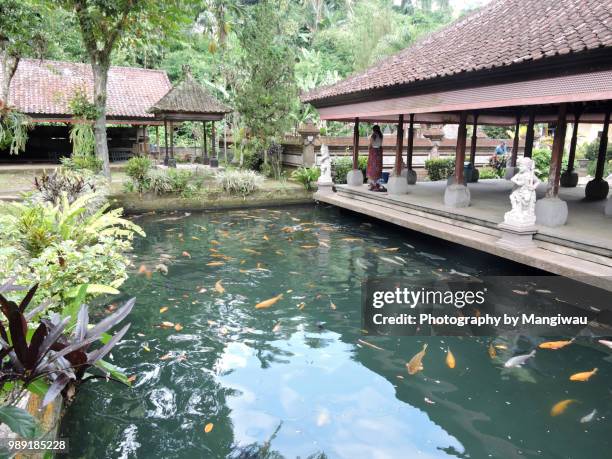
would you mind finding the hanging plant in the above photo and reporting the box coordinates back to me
[68,88,100,157]
[0,101,32,155]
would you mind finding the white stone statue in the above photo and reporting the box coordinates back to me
[319,144,332,183]
[504,157,540,227]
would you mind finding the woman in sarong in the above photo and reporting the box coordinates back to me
[367,125,385,191]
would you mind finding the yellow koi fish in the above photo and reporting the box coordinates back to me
[243,248,261,255]
[255,294,283,309]
[570,368,597,382]
[207,261,225,266]
[551,399,577,416]
[539,339,573,350]
[446,347,456,369]
[406,344,428,375]
[488,343,497,359]
[214,280,225,294]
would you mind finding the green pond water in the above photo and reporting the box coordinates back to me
[61,205,612,459]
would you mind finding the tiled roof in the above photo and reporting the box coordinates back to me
[150,72,231,115]
[1,59,172,119]
[303,0,612,104]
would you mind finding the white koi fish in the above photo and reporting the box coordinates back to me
[504,350,536,368]
[379,256,403,266]
[580,409,597,423]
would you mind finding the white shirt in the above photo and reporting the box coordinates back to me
[372,135,382,148]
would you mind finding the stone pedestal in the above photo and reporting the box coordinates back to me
[298,121,319,168]
[386,175,410,195]
[404,169,417,185]
[315,179,334,197]
[497,223,537,249]
[605,197,612,216]
[210,158,219,168]
[585,178,609,201]
[535,197,568,227]
[560,170,578,187]
[504,166,518,180]
[444,184,470,207]
[346,169,364,187]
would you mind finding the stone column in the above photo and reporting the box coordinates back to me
[560,108,582,188]
[505,112,522,179]
[210,121,218,168]
[467,112,479,182]
[535,103,568,226]
[524,110,536,158]
[405,114,417,185]
[387,115,409,195]
[202,121,210,165]
[297,120,319,167]
[444,111,470,207]
[585,110,610,201]
[347,117,364,186]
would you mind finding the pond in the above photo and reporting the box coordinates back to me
[60,205,611,459]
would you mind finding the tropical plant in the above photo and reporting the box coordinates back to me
[477,167,498,179]
[331,155,367,184]
[0,105,31,155]
[60,153,103,174]
[424,158,454,181]
[33,168,106,206]
[261,143,285,179]
[0,193,144,305]
[488,154,507,178]
[532,148,568,180]
[216,169,264,196]
[125,156,153,192]
[291,166,320,191]
[0,280,134,408]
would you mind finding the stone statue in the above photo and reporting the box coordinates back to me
[319,144,332,183]
[504,157,540,227]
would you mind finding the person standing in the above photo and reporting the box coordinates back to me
[495,141,508,155]
[367,125,385,191]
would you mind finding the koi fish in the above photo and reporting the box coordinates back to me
[159,307,168,313]
[383,247,399,252]
[243,248,261,255]
[155,264,168,275]
[357,339,384,351]
[214,280,225,294]
[182,251,191,258]
[207,261,225,266]
[406,344,428,375]
[488,343,497,358]
[551,399,576,416]
[255,294,283,309]
[538,339,573,350]
[446,348,456,369]
[504,350,535,368]
[380,256,403,266]
[138,264,148,274]
[330,301,337,310]
[272,323,281,333]
[301,245,317,249]
[598,339,612,349]
[569,368,597,382]
[580,409,597,423]
[341,237,362,242]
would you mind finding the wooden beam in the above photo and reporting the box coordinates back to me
[352,117,360,170]
[406,114,415,170]
[454,111,468,185]
[594,110,610,180]
[546,103,568,198]
[394,114,404,176]
[469,112,478,165]
[510,111,521,167]
[524,110,536,158]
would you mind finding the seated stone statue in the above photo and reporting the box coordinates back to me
[504,157,540,227]
[319,144,332,183]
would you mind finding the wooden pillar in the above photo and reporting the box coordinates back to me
[566,113,581,173]
[594,110,610,181]
[454,112,468,185]
[524,110,536,158]
[155,125,160,159]
[352,117,360,170]
[510,112,521,168]
[163,119,169,164]
[394,115,404,176]
[469,113,478,166]
[169,122,174,158]
[210,121,218,167]
[406,114,414,170]
[546,103,567,198]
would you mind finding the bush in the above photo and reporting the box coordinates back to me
[488,154,507,177]
[331,155,367,184]
[61,153,103,174]
[478,167,498,179]
[125,156,152,191]
[216,169,264,196]
[425,158,455,181]
[291,166,320,191]
[33,167,107,207]
[531,148,568,180]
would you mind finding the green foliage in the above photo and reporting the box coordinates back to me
[291,166,320,191]
[488,154,507,178]
[0,108,31,155]
[477,167,498,179]
[330,155,368,184]
[61,153,103,174]
[125,156,153,192]
[0,405,40,439]
[216,169,264,196]
[481,126,510,139]
[0,193,144,305]
[68,88,100,120]
[531,148,568,180]
[33,168,106,206]
[424,158,455,181]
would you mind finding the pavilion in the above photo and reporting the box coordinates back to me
[303,0,612,288]
[149,67,231,167]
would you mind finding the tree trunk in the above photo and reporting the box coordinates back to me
[92,60,111,179]
[0,52,19,106]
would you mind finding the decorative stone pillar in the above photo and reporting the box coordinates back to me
[387,115,410,195]
[347,117,364,186]
[535,104,568,226]
[444,112,470,207]
[498,157,539,249]
[560,108,582,187]
[315,144,334,196]
[298,120,320,168]
[585,110,610,201]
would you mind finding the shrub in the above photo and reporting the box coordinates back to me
[125,156,152,192]
[478,167,498,179]
[291,166,320,191]
[488,154,507,177]
[425,158,455,181]
[331,155,367,184]
[61,154,103,174]
[0,107,31,155]
[261,142,284,180]
[0,193,144,305]
[147,169,173,195]
[33,168,107,207]
[216,169,264,196]
[532,148,568,180]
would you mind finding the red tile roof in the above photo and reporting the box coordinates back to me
[303,0,612,104]
[1,59,172,120]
